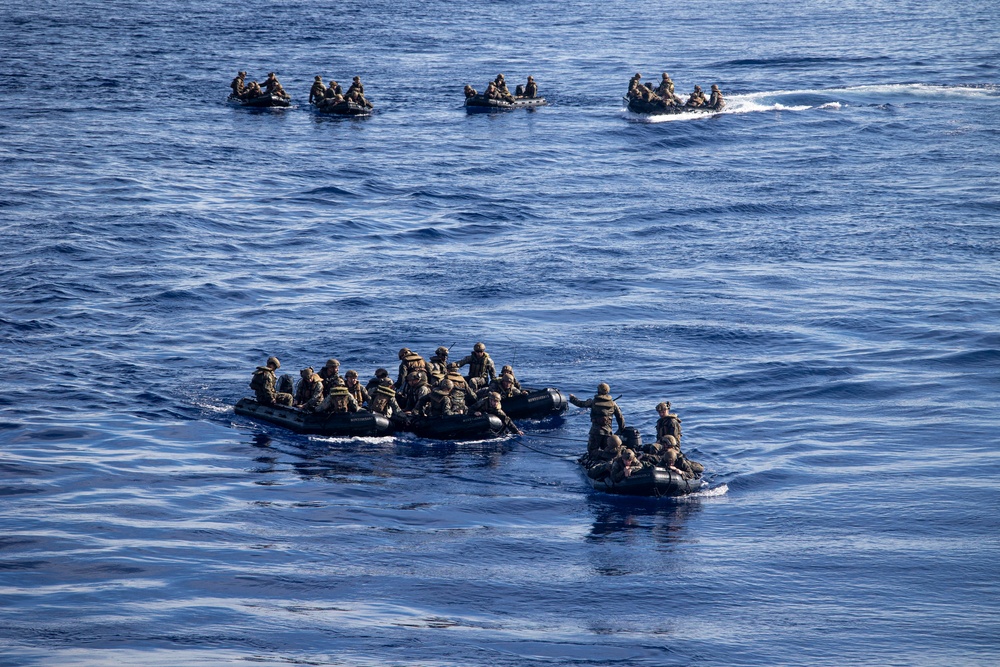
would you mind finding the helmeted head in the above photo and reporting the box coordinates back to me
[324,358,340,369]
[605,434,622,449]
[379,377,394,387]
[662,72,670,80]
[238,71,247,77]
[501,365,513,375]
[473,342,486,354]
[527,76,534,82]
[656,402,669,413]
[353,76,361,82]
[315,75,322,81]
[622,449,637,463]
[711,84,719,91]
[661,435,679,448]
[694,85,702,92]
[300,367,314,379]
[435,346,449,358]
[597,383,610,395]
[398,347,411,360]
[446,362,460,371]
[266,356,280,370]
[634,72,642,79]
[345,370,358,384]
[500,374,514,387]
[434,379,454,395]
[496,73,505,81]
[489,392,502,405]
[268,72,276,78]
[375,368,389,379]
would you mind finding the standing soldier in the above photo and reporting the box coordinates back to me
[293,367,324,412]
[249,356,293,407]
[309,76,326,104]
[457,342,497,391]
[569,383,625,453]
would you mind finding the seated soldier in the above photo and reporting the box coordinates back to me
[414,379,454,418]
[366,368,391,395]
[610,448,644,482]
[494,74,514,102]
[654,402,704,477]
[293,367,324,412]
[262,72,287,97]
[654,72,675,99]
[444,362,477,414]
[318,358,342,394]
[708,84,725,110]
[427,346,450,384]
[484,82,501,100]
[309,76,325,104]
[497,365,523,392]
[230,71,247,98]
[522,75,537,99]
[318,380,360,414]
[396,348,428,389]
[472,392,523,435]
[344,369,370,408]
[244,81,263,99]
[464,84,478,99]
[249,356,294,406]
[686,85,707,107]
[368,377,403,416]
[400,370,431,413]
[627,72,642,97]
[491,373,527,401]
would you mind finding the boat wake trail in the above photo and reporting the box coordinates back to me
[685,483,729,499]
[630,83,999,122]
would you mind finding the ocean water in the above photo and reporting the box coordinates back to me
[2,1,999,665]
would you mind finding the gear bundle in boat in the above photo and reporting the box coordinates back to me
[464,94,548,112]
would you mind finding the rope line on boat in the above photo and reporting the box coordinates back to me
[516,437,579,460]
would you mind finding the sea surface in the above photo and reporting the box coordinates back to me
[2,1,999,665]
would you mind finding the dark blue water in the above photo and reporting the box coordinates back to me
[3,1,999,665]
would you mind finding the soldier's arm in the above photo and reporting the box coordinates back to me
[487,359,497,381]
[614,405,626,431]
[568,395,593,408]
[456,355,472,368]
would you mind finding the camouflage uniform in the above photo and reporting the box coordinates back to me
[709,86,725,110]
[523,76,537,98]
[318,359,342,394]
[445,365,477,414]
[489,374,526,400]
[427,347,450,384]
[400,372,431,412]
[414,383,454,418]
[471,393,521,435]
[293,369,325,412]
[686,86,706,107]
[654,73,676,100]
[366,368,391,395]
[464,85,477,98]
[262,73,285,96]
[368,380,403,418]
[230,72,246,98]
[250,358,293,406]
[344,374,370,408]
[309,77,326,104]
[569,385,625,453]
[396,348,428,389]
[457,343,497,390]
[319,386,360,414]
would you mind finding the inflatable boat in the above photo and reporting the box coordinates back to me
[312,100,372,116]
[501,387,567,420]
[465,94,547,112]
[626,97,721,116]
[584,464,704,497]
[407,413,504,441]
[234,398,393,436]
[228,93,291,108]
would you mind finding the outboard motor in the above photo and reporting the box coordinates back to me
[619,427,642,450]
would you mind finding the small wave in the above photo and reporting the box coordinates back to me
[685,483,728,498]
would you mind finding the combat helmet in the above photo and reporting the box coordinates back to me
[597,383,610,395]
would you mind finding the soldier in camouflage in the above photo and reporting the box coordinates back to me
[368,378,403,419]
[318,358,342,394]
[344,369,370,408]
[457,342,497,391]
[396,348,428,389]
[293,367,324,412]
[444,362,477,414]
[414,379,454,418]
[318,382,360,414]
[569,382,626,453]
[472,392,523,435]
[400,370,431,412]
[427,346,450,384]
[249,356,293,406]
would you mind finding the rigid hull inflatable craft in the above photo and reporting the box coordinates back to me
[465,94,548,112]
[228,92,291,108]
[235,398,505,441]
[234,398,392,437]
[626,97,721,116]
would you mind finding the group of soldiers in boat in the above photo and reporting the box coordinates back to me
[464,73,539,103]
[572,386,704,484]
[228,71,289,102]
[627,71,726,111]
[308,75,373,110]
[249,342,525,435]
[247,342,704,482]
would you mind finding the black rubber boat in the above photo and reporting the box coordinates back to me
[407,413,504,441]
[465,94,548,112]
[228,93,291,108]
[311,100,372,116]
[501,387,567,420]
[585,464,704,497]
[234,398,393,437]
[626,97,722,116]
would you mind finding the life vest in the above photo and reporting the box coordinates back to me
[403,353,427,375]
[590,395,617,426]
[250,368,271,392]
[467,353,492,379]
[369,385,395,415]
[325,388,350,413]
